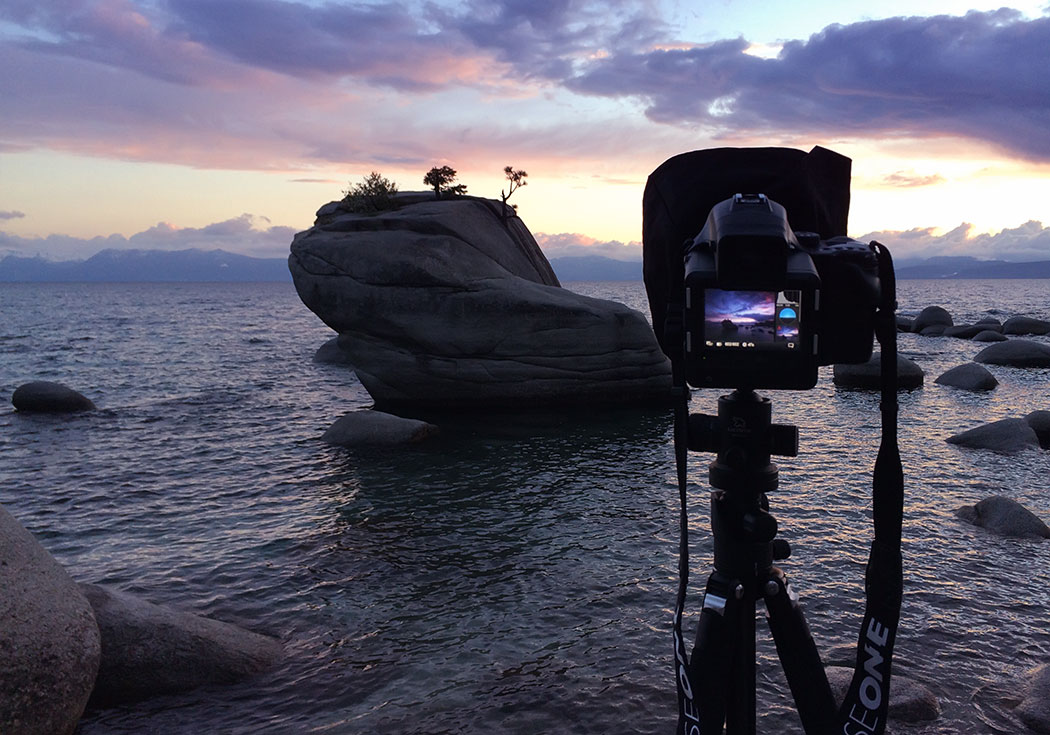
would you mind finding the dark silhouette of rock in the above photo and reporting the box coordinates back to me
[955,496,1050,538]
[1015,664,1050,732]
[1,505,101,735]
[321,410,438,446]
[918,324,947,336]
[1026,410,1050,449]
[832,353,924,390]
[934,363,998,391]
[12,381,96,413]
[826,666,940,722]
[912,306,953,333]
[947,418,1040,452]
[896,315,914,332]
[975,317,1002,329]
[974,340,1050,368]
[80,583,282,707]
[1002,315,1050,335]
[943,324,990,339]
[289,196,672,411]
[973,329,1008,342]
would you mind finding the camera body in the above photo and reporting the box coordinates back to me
[683,193,880,390]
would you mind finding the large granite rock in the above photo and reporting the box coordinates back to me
[956,496,1050,539]
[974,339,1050,368]
[289,196,672,410]
[1,505,101,735]
[12,381,96,413]
[1002,316,1050,335]
[80,584,283,706]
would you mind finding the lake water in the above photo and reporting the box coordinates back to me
[1,279,1049,734]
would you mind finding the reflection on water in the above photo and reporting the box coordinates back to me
[0,281,1049,733]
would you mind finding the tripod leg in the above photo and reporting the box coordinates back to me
[688,571,743,733]
[763,568,837,734]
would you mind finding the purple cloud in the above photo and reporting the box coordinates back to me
[569,9,1050,160]
[0,210,26,220]
[858,220,1050,261]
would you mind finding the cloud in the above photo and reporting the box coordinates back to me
[858,220,1050,261]
[879,171,946,188]
[568,9,1050,161]
[0,214,297,260]
[0,210,26,220]
[535,232,642,260]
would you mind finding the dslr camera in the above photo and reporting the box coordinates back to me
[683,193,880,390]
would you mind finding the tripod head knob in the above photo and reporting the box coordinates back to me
[742,509,778,542]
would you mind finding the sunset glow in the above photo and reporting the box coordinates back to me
[2,1,1049,264]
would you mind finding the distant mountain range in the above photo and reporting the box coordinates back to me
[3,248,1050,282]
[0,248,291,282]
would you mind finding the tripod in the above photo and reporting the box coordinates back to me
[685,388,838,735]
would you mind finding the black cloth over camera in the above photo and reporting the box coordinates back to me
[642,146,851,355]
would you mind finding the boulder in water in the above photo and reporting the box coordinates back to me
[832,353,924,390]
[12,381,96,413]
[1002,316,1050,335]
[943,324,989,339]
[955,496,1050,539]
[974,340,1050,368]
[321,410,438,446]
[1025,410,1050,449]
[80,583,283,706]
[289,196,672,411]
[972,329,1008,343]
[934,363,998,391]
[1,505,101,735]
[312,335,355,365]
[912,306,953,333]
[946,418,1040,452]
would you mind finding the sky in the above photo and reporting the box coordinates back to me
[2,0,1050,264]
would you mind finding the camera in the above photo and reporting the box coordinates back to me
[683,192,880,390]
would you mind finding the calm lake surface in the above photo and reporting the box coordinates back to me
[2,279,1049,734]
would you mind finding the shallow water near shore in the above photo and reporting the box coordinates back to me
[2,279,1049,734]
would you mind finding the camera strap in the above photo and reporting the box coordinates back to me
[670,244,903,735]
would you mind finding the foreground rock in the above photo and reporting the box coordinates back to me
[934,363,998,391]
[289,196,672,410]
[12,381,96,413]
[832,353,924,390]
[974,340,1050,368]
[1,505,101,735]
[946,418,1040,452]
[826,666,940,722]
[322,410,438,446]
[80,583,283,706]
[956,496,1050,539]
[1015,664,1050,731]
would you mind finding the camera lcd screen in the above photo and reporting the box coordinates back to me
[703,289,802,350]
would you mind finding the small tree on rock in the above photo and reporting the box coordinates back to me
[500,166,527,222]
[424,166,468,198]
[342,171,399,213]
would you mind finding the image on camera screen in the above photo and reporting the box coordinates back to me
[703,289,802,349]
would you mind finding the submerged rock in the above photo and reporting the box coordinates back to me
[956,496,1050,539]
[832,353,924,390]
[826,666,940,722]
[12,381,96,413]
[80,583,283,706]
[289,196,672,411]
[975,339,1050,368]
[321,410,438,446]
[1,505,101,735]
[934,363,998,391]
[1015,664,1050,732]
[946,418,1040,452]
